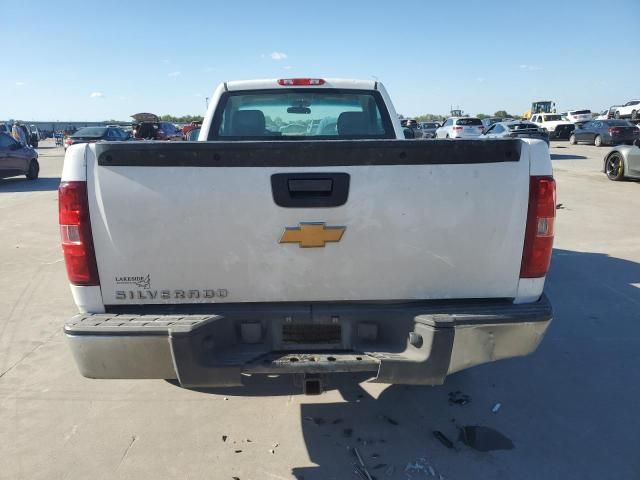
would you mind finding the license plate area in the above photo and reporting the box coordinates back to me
[282,323,342,345]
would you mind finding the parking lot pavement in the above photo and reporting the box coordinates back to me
[1,139,639,480]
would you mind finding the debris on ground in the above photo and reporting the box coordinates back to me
[234,450,242,453]
[222,435,228,442]
[405,457,444,478]
[351,446,374,480]
[492,403,502,413]
[556,203,564,209]
[458,425,514,452]
[432,430,454,449]
[448,391,471,406]
[304,416,325,426]
[380,415,399,426]
[223,397,229,401]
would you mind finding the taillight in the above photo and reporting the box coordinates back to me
[608,127,621,135]
[520,176,556,278]
[277,78,325,86]
[453,126,463,131]
[59,181,100,285]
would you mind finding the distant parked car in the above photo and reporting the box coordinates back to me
[614,100,640,120]
[418,121,440,138]
[481,117,502,129]
[182,121,202,138]
[131,113,183,141]
[185,128,201,141]
[564,110,592,124]
[482,121,549,145]
[401,119,424,138]
[435,117,484,139]
[569,120,639,147]
[65,126,129,150]
[602,143,640,181]
[0,132,39,180]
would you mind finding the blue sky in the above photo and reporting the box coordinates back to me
[2,0,639,121]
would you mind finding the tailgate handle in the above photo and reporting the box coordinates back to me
[271,173,350,208]
[287,178,333,195]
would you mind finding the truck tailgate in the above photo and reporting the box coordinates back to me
[87,140,530,306]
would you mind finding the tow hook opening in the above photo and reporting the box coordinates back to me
[303,374,323,395]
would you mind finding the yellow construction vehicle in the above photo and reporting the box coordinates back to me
[523,101,556,120]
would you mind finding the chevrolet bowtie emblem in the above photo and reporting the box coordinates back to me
[279,223,346,248]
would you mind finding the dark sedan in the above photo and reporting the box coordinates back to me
[482,121,550,145]
[65,126,129,150]
[570,120,639,147]
[0,132,39,180]
[418,121,440,139]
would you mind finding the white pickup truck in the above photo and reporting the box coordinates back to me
[60,78,555,393]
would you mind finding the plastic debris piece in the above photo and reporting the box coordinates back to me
[492,403,502,413]
[222,435,228,442]
[352,447,373,480]
[223,397,229,401]
[234,450,242,453]
[432,430,454,449]
[269,449,275,454]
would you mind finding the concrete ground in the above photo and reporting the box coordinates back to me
[1,139,638,480]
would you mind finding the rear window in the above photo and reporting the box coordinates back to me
[455,118,482,126]
[605,120,633,127]
[422,122,438,128]
[542,115,562,121]
[210,89,394,139]
[571,110,591,115]
[72,127,107,137]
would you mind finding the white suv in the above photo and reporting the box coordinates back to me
[435,117,484,139]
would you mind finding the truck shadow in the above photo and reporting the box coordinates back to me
[170,248,640,479]
[0,177,60,192]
